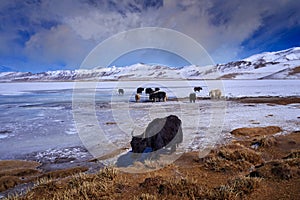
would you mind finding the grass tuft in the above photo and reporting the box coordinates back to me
[203,144,262,172]
[211,177,261,199]
[252,135,277,148]
[134,193,158,200]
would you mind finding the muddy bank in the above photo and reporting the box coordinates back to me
[168,96,300,107]
[0,146,104,198]
[232,96,300,105]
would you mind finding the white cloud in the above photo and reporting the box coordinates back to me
[24,25,94,69]
[65,11,142,42]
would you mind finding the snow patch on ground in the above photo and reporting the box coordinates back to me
[34,146,90,163]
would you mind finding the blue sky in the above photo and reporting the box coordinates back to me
[0,0,299,72]
[110,49,191,67]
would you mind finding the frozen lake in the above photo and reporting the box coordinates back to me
[0,80,299,160]
[0,79,299,97]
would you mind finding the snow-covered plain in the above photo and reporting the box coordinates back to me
[0,80,299,162]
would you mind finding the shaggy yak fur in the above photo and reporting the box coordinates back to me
[136,87,144,94]
[130,115,183,153]
[135,94,141,102]
[145,88,154,95]
[149,91,167,102]
[194,87,202,92]
[118,88,124,95]
[189,93,196,103]
[209,89,222,99]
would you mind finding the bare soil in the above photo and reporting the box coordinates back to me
[233,96,300,105]
[230,126,282,137]
[289,66,300,76]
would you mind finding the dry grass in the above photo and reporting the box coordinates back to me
[137,175,261,199]
[2,128,300,200]
[0,160,41,192]
[40,166,88,179]
[5,164,263,200]
[231,126,282,137]
[203,144,263,172]
[0,162,88,194]
[283,149,300,159]
[0,168,40,179]
[0,176,22,192]
[249,158,300,180]
[0,160,40,171]
[232,130,300,164]
[236,97,300,105]
[7,167,118,200]
[139,176,204,199]
[252,135,278,148]
[210,177,261,199]
[134,193,158,200]
[288,66,300,75]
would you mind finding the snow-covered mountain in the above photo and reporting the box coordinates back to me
[215,47,300,79]
[0,47,299,82]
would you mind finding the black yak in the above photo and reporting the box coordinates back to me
[149,91,167,102]
[137,87,144,94]
[130,115,183,153]
[118,88,124,95]
[194,87,202,92]
[145,88,154,95]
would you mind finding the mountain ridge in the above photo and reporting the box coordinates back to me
[0,47,299,82]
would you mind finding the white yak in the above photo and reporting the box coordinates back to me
[209,89,222,99]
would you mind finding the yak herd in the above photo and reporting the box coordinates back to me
[114,86,223,160]
[135,87,167,102]
[118,86,222,102]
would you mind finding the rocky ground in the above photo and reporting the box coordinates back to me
[0,97,299,199]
